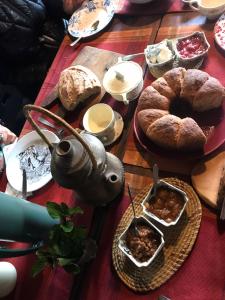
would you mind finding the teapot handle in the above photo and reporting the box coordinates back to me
[0,241,43,258]
[23,105,97,170]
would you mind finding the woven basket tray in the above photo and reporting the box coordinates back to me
[112,178,202,292]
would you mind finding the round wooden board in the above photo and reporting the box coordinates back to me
[191,151,225,208]
[112,178,202,292]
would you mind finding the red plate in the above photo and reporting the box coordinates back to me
[214,13,225,51]
[134,101,225,160]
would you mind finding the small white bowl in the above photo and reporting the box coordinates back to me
[118,216,164,267]
[144,39,175,69]
[142,180,188,227]
[174,31,210,63]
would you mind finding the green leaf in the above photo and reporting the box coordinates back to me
[60,221,74,233]
[60,203,69,215]
[58,258,77,267]
[63,263,80,274]
[71,227,87,239]
[68,206,83,216]
[32,257,48,277]
[46,202,62,219]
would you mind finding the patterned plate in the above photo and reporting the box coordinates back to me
[214,13,225,51]
[68,0,115,38]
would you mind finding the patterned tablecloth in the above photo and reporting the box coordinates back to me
[1,5,225,300]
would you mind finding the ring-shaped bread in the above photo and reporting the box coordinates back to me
[137,68,225,151]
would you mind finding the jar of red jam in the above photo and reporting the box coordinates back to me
[175,31,210,61]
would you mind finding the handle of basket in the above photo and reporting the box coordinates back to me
[23,104,97,170]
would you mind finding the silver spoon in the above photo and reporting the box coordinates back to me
[118,52,144,62]
[70,20,99,47]
[127,184,139,236]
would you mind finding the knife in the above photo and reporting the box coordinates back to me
[41,84,59,108]
[22,169,27,200]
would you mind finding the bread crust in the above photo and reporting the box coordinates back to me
[147,115,180,149]
[177,118,206,150]
[180,69,209,104]
[138,109,169,133]
[137,86,170,112]
[163,67,185,96]
[193,77,225,111]
[151,77,176,100]
[58,65,101,111]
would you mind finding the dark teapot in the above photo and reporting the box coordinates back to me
[24,105,124,206]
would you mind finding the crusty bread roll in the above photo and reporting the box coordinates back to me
[137,86,170,112]
[147,115,181,149]
[138,109,169,133]
[151,77,176,100]
[193,77,225,112]
[177,118,206,150]
[180,69,209,105]
[146,115,206,150]
[163,67,185,96]
[137,67,224,151]
[58,65,101,111]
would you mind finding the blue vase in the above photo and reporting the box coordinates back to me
[0,192,59,257]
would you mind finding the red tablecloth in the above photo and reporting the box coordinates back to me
[79,196,225,300]
[2,8,225,300]
[115,0,191,15]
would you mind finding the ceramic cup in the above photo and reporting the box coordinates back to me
[183,0,225,19]
[83,103,115,143]
[103,61,143,105]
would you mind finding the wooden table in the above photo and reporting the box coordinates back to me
[2,7,225,300]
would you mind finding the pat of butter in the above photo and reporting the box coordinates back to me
[157,47,172,63]
[147,41,172,64]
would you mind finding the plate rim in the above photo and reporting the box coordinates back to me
[6,130,59,193]
[214,13,225,51]
[68,0,115,38]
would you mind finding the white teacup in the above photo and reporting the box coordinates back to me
[103,61,143,105]
[83,103,115,143]
[183,0,225,19]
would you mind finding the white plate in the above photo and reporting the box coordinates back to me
[6,130,59,193]
[214,13,225,51]
[68,0,115,38]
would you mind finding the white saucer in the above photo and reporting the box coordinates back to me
[103,111,124,147]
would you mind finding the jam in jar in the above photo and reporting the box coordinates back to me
[145,186,185,223]
[176,34,208,59]
[125,223,161,263]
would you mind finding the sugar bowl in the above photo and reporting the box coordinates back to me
[103,60,143,105]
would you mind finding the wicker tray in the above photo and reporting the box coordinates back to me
[112,178,202,292]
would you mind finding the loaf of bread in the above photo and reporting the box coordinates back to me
[137,67,225,151]
[58,65,101,111]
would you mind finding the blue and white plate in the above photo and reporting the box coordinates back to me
[68,0,115,38]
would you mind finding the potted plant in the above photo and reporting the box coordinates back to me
[32,202,97,277]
